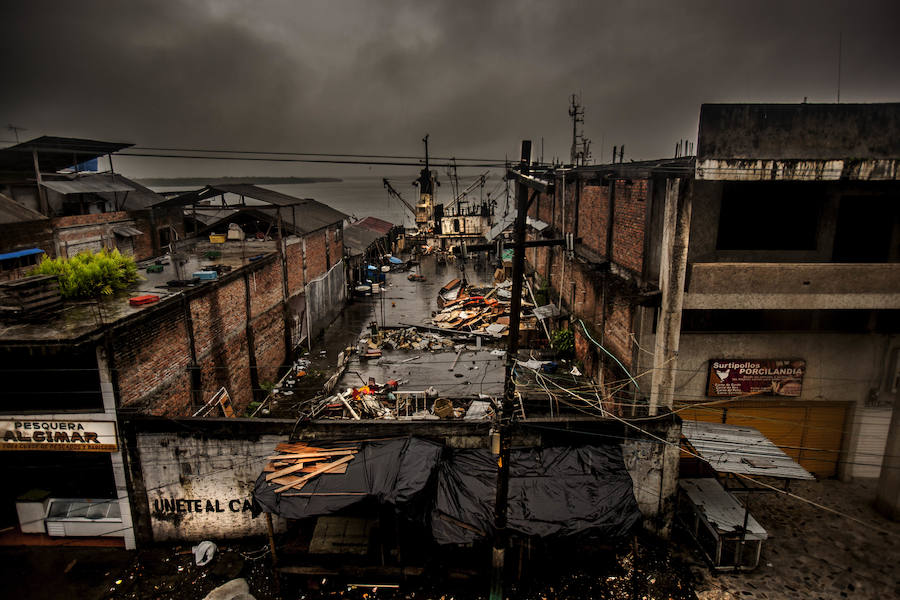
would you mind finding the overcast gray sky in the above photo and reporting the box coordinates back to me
[2,0,899,178]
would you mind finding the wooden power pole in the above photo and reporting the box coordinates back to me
[490,140,532,600]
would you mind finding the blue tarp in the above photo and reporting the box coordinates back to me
[388,256,404,264]
[0,248,44,261]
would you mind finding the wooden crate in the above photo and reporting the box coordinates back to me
[0,275,62,320]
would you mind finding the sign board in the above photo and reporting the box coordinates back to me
[0,419,118,451]
[707,359,806,397]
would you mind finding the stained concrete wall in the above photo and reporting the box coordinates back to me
[135,431,288,542]
[676,332,899,478]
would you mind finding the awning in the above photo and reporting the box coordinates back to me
[0,247,45,261]
[41,179,135,195]
[113,225,143,237]
[681,420,815,480]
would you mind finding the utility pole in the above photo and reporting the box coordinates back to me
[490,140,532,600]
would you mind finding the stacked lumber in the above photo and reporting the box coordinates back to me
[264,443,359,494]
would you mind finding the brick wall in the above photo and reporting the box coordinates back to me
[611,180,647,275]
[327,225,343,270]
[305,229,328,281]
[112,304,194,416]
[0,220,54,257]
[579,183,609,257]
[53,211,130,228]
[114,255,293,417]
[603,292,634,370]
[252,304,286,385]
[285,239,304,295]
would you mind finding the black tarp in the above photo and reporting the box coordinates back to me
[254,437,443,519]
[431,445,641,544]
[254,438,641,545]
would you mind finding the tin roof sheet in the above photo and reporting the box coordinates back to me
[681,420,815,481]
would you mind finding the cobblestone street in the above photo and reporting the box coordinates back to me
[691,479,900,600]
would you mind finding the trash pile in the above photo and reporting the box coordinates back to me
[304,378,495,421]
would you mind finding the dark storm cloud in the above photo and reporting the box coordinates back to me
[1,0,898,176]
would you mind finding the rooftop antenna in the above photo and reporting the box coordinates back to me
[568,94,591,166]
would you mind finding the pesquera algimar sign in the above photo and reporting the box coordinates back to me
[0,419,118,451]
[707,359,806,397]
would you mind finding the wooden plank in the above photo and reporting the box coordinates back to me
[302,462,348,474]
[266,462,308,481]
[274,455,354,493]
[265,450,355,460]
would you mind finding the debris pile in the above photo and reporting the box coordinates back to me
[431,279,537,337]
[360,327,455,352]
[263,442,360,494]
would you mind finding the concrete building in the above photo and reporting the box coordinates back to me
[523,103,900,481]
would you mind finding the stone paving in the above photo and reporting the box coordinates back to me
[689,478,900,600]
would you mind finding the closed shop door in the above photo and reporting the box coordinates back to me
[678,401,849,478]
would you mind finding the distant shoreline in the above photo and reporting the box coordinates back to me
[136,176,343,187]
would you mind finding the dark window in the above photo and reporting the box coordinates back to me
[681,309,896,333]
[717,182,821,251]
[0,346,104,413]
[158,227,172,248]
[832,195,897,262]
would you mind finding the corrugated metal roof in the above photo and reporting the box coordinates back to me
[343,224,382,256]
[206,184,313,207]
[159,184,347,233]
[41,178,135,195]
[681,420,814,481]
[355,216,394,235]
[0,193,47,224]
[0,136,133,175]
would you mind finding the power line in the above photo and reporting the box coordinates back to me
[132,145,505,163]
[118,151,507,169]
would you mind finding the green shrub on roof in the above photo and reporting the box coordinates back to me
[31,248,139,299]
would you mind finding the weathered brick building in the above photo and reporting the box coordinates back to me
[522,103,900,483]
[0,137,184,280]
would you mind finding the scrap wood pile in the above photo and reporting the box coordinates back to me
[263,442,359,494]
[431,279,536,337]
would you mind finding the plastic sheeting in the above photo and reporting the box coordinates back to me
[253,438,442,520]
[305,262,347,341]
[254,438,640,546]
[432,445,641,545]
